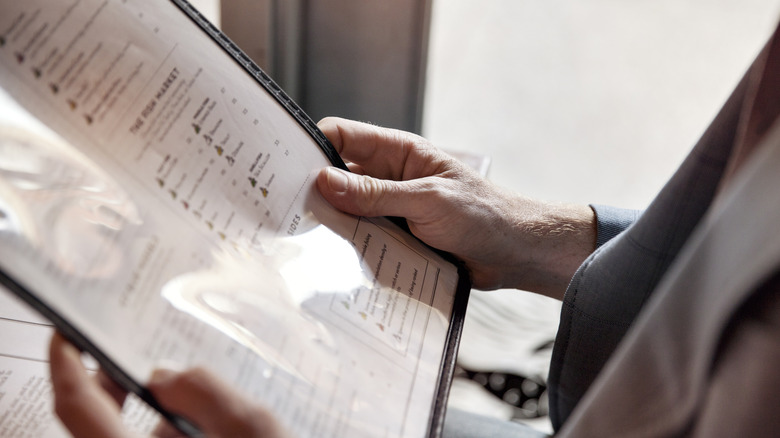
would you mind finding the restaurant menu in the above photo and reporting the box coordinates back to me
[0,1,466,437]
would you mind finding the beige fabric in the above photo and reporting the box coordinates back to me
[692,277,780,438]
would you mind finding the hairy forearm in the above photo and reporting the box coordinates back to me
[488,197,596,300]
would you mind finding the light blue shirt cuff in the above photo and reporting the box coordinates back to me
[590,204,643,249]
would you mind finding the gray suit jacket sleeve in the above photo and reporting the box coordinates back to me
[546,65,752,431]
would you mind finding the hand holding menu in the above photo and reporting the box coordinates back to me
[0,1,468,437]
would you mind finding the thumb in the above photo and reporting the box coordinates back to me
[317,167,409,218]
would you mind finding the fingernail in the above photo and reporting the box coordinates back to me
[149,368,178,384]
[326,167,349,193]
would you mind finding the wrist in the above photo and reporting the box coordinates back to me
[503,198,596,299]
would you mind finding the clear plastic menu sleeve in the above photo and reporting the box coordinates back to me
[0,1,469,436]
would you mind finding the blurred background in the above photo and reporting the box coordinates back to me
[194,0,780,432]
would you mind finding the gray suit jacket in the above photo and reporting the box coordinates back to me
[548,26,780,436]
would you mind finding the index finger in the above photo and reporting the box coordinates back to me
[148,367,289,438]
[318,117,431,180]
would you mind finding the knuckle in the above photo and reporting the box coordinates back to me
[53,396,70,419]
[356,176,389,214]
[52,385,81,420]
[178,367,210,385]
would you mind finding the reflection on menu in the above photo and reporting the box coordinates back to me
[0,0,309,255]
[0,1,459,437]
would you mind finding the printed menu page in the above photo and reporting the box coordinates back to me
[0,285,159,438]
[0,1,463,437]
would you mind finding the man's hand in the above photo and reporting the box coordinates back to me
[316,117,595,298]
[49,333,290,438]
